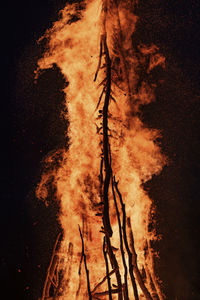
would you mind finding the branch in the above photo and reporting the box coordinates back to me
[93,288,122,297]
[94,39,103,82]
[95,86,106,112]
[113,179,140,300]
[112,177,129,299]
[103,237,113,300]
[78,225,92,299]
[91,269,116,294]
[145,239,164,300]
[41,233,61,300]
[126,217,153,300]
[102,35,113,238]
[105,236,123,300]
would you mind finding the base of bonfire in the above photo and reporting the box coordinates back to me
[39,191,161,300]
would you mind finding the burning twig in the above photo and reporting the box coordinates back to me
[101,34,113,238]
[91,268,116,294]
[95,86,106,112]
[145,239,164,300]
[93,288,123,297]
[126,218,155,300]
[105,236,123,300]
[103,236,113,300]
[94,39,103,82]
[78,225,92,299]
[113,178,140,300]
[111,177,129,299]
[41,233,61,300]
[98,77,107,88]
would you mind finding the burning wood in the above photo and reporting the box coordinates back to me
[36,0,167,298]
[78,225,92,299]
[41,233,61,300]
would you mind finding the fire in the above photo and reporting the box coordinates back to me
[36,0,167,299]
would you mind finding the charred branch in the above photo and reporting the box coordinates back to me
[105,236,123,300]
[98,77,107,89]
[99,157,104,202]
[78,225,92,300]
[94,39,103,82]
[110,94,117,103]
[100,34,113,238]
[103,237,113,300]
[93,288,123,297]
[145,239,164,300]
[41,233,61,300]
[127,219,154,300]
[91,268,116,294]
[113,179,139,300]
[112,177,129,300]
[96,86,106,111]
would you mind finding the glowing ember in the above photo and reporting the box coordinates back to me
[36,0,167,299]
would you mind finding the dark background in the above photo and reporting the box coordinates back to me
[1,0,200,299]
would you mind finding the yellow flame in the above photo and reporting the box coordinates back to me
[36,0,167,298]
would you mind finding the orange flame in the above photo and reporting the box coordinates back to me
[36,0,167,299]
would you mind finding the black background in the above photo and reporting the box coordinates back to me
[1,0,200,299]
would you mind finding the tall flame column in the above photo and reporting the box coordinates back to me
[36,0,166,299]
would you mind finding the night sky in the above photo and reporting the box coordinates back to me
[1,0,200,299]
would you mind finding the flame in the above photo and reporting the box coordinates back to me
[36,0,167,299]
